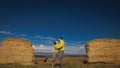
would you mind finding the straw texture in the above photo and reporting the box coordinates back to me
[86,38,120,63]
[0,38,34,65]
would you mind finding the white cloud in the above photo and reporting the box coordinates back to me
[65,46,86,55]
[32,36,86,55]
[65,40,86,46]
[20,34,27,36]
[40,44,44,47]
[35,36,44,38]
[32,45,54,53]
[0,30,13,35]
[46,37,56,40]
[34,35,57,45]
[35,35,56,40]
[32,44,86,55]
[0,30,86,55]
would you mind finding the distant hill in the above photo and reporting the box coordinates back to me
[34,52,84,56]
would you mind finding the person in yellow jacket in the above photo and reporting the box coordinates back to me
[53,37,64,68]
[58,37,65,51]
[44,37,65,68]
[54,41,59,53]
[58,37,64,68]
[44,41,59,63]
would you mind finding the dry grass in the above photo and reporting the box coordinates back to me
[0,56,120,68]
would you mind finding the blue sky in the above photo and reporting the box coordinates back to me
[0,0,120,55]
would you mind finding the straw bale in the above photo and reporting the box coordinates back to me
[0,38,34,65]
[86,38,120,63]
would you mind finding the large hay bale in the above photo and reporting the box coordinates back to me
[86,38,120,63]
[0,38,34,65]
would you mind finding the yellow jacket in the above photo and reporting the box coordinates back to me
[56,40,65,51]
[54,43,59,53]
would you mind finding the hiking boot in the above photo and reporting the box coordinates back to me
[60,64,63,68]
[44,57,48,62]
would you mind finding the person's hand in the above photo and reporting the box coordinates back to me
[55,48,60,50]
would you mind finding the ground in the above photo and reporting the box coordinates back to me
[0,55,120,68]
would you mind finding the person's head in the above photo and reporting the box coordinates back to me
[54,41,58,45]
[59,37,63,41]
